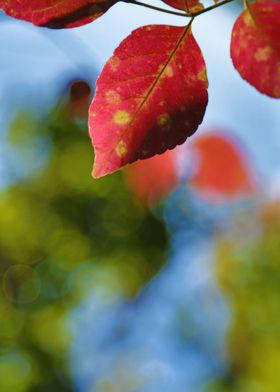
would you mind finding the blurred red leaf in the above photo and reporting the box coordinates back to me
[124,150,178,205]
[189,132,256,201]
[231,0,280,98]
[0,0,116,28]
[68,80,92,119]
[89,24,208,178]
[162,0,203,12]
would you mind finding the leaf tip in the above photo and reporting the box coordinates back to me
[91,159,105,179]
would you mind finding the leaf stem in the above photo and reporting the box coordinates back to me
[124,0,236,18]
[122,0,189,17]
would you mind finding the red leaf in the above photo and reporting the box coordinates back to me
[124,150,178,205]
[230,0,280,98]
[0,0,116,28]
[68,80,92,119]
[89,25,208,178]
[162,0,203,12]
[189,132,256,201]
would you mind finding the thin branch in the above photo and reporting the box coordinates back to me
[190,0,236,17]
[124,0,236,18]
[122,0,189,17]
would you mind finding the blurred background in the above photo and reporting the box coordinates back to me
[0,1,280,391]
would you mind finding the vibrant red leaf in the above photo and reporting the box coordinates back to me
[162,0,203,12]
[124,150,178,205]
[230,0,280,98]
[89,24,208,178]
[189,132,256,201]
[0,0,116,28]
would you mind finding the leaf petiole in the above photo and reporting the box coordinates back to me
[122,0,189,17]
[123,0,236,18]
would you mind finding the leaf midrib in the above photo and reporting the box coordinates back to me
[106,23,193,166]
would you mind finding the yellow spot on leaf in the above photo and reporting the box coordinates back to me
[243,12,254,27]
[164,66,174,78]
[106,90,121,104]
[115,140,128,158]
[113,110,131,125]
[190,4,204,13]
[198,67,207,84]
[158,113,170,127]
[109,56,120,71]
[254,46,272,62]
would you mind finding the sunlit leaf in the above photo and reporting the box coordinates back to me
[89,24,208,178]
[231,0,280,98]
[124,150,178,205]
[189,132,256,201]
[0,0,117,28]
[162,0,204,13]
